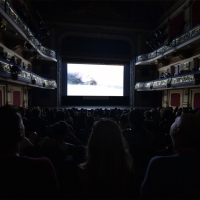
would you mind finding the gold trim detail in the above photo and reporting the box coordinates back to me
[153,80,168,87]
[171,75,195,84]
[135,82,151,89]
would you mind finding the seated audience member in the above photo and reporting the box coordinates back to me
[119,114,130,130]
[29,107,49,137]
[77,119,136,199]
[197,109,200,117]
[46,110,75,138]
[75,111,87,133]
[46,109,56,125]
[141,114,200,199]
[108,109,118,122]
[123,109,155,159]
[64,109,74,127]
[0,105,59,199]
[143,110,158,133]
[159,109,175,147]
[95,108,104,121]
[18,107,30,131]
[39,121,82,155]
[20,134,34,154]
[78,116,94,145]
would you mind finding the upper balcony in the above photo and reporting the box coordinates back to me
[0,0,57,62]
[136,23,200,65]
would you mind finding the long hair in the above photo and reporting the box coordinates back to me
[80,119,133,196]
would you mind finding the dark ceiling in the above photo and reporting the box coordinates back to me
[8,0,185,60]
[26,0,180,29]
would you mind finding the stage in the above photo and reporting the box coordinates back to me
[62,105,133,110]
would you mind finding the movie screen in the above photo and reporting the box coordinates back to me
[67,64,124,96]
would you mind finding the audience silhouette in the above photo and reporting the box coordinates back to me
[0,104,200,199]
[0,105,59,199]
[141,113,200,199]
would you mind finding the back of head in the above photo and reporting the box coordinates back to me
[44,107,50,113]
[64,110,71,118]
[85,119,132,171]
[109,109,116,118]
[18,107,25,117]
[170,114,200,149]
[144,110,151,120]
[129,109,144,128]
[55,110,66,121]
[79,112,87,123]
[52,121,69,139]
[97,108,103,117]
[81,119,133,196]
[0,105,22,153]
[85,116,94,128]
[119,114,129,125]
[31,108,41,118]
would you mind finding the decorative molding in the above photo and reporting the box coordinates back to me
[153,79,168,87]
[171,74,195,84]
[135,81,152,90]
[135,72,200,90]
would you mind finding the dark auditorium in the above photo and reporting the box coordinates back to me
[0,0,200,199]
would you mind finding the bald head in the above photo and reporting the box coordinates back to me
[170,114,200,149]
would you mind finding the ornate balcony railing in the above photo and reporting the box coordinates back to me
[135,72,200,90]
[152,78,169,89]
[0,58,57,88]
[0,0,56,61]
[170,73,196,86]
[135,81,153,90]
[136,23,200,64]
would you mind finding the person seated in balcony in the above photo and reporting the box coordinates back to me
[77,119,136,199]
[160,73,165,78]
[141,114,200,199]
[0,105,59,199]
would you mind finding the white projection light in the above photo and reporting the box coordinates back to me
[67,64,124,96]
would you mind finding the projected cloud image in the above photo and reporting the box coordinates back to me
[67,64,124,96]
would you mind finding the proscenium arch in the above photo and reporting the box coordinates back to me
[56,31,136,106]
